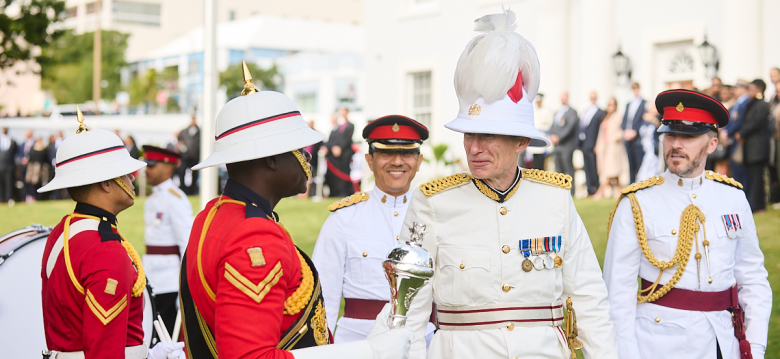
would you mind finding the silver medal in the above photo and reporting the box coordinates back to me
[544,254,554,269]
[533,256,544,270]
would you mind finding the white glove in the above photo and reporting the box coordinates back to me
[148,342,185,359]
[365,304,414,359]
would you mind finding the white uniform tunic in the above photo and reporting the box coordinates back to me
[401,171,618,359]
[142,178,193,294]
[603,170,771,359]
[312,186,436,343]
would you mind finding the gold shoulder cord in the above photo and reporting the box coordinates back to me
[521,168,572,190]
[419,173,472,196]
[705,170,743,189]
[327,192,369,212]
[607,176,709,303]
[196,199,313,315]
[63,213,146,297]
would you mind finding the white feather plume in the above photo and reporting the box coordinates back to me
[454,8,540,105]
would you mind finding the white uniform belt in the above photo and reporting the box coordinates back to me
[47,343,148,359]
[437,299,565,331]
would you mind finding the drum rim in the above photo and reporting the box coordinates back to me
[0,224,52,266]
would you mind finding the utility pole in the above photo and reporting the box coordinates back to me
[199,0,218,208]
[93,0,102,107]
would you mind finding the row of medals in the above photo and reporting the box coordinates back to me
[521,252,563,272]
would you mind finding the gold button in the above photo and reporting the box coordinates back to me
[362,252,368,257]
[692,194,697,199]
[251,203,258,207]
[394,211,398,217]
[502,245,510,254]
[655,317,661,323]
[459,264,465,269]
[396,236,400,240]
[499,207,507,215]
[672,229,677,235]
[506,322,514,331]
[502,284,511,292]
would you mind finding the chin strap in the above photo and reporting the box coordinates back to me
[113,177,136,200]
[292,150,313,181]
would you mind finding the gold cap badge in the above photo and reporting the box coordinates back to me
[247,247,266,267]
[75,106,90,134]
[392,123,400,132]
[676,102,684,112]
[468,103,481,116]
[240,60,259,96]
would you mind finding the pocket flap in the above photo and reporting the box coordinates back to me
[438,246,490,270]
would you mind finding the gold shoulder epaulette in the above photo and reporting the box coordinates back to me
[521,168,572,190]
[168,187,183,198]
[704,170,743,189]
[419,173,472,196]
[328,192,369,212]
[621,175,665,195]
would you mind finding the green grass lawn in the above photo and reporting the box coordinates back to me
[2,196,779,356]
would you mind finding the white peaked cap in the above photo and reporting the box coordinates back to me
[38,129,146,192]
[192,91,325,170]
[445,8,550,147]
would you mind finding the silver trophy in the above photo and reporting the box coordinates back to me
[383,222,434,328]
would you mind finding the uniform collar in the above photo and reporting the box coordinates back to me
[372,186,413,208]
[222,179,277,220]
[663,169,705,191]
[472,166,522,203]
[152,178,174,193]
[74,202,121,242]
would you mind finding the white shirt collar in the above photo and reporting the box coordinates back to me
[371,186,413,208]
[152,178,174,193]
[663,169,705,191]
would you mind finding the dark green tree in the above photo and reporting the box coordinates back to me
[219,62,280,100]
[38,30,129,104]
[0,0,65,70]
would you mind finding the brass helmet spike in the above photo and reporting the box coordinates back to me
[75,105,91,134]
[240,60,259,96]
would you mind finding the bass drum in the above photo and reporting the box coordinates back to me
[0,225,154,358]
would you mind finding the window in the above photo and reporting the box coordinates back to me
[229,10,236,21]
[66,7,78,18]
[112,1,161,26]
[410,71,432,127]
[86,1,101,14]
[334,78,357,105]
[294,81,319,113]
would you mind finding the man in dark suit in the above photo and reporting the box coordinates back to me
[622,82,647,183]
[737,79,771,213]
[549,91,579,194]
[0,127,17,203]
[579,91,606,196]
[325,107,355,197]
[176,115,201,195]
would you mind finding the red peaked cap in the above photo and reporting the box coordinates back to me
[655,89,729,135]
[142,145,181,164]
[362,115,429,141]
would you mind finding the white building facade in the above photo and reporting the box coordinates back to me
[363,0,780,167]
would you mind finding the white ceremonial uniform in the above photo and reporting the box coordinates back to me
[401,170,618,359]
[143,178,193,294]
[312,186,436,343]
[603,170,772,359]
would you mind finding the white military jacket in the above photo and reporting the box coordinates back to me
[603,170,771,359]
[143,178,193,294]
[401,169,618,359]
[312,186,436,343]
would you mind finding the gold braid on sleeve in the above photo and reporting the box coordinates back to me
[419,173,472,196]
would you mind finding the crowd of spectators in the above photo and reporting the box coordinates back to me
[524,67,780,213]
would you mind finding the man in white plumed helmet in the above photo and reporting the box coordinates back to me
[39,108,185,359]
[179,62,412,359]
[398,10,618,359]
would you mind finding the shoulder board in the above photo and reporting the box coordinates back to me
[328,192,369,212]
[705,170,743,190]
[419,173,472,196]
[621,175,665,195]
[521,168,572,190]
[168,187,183,198]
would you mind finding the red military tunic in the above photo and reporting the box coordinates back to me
[41,203,144,359]
[185,180,304,359]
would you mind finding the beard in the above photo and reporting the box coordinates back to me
[665,145,708,177]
